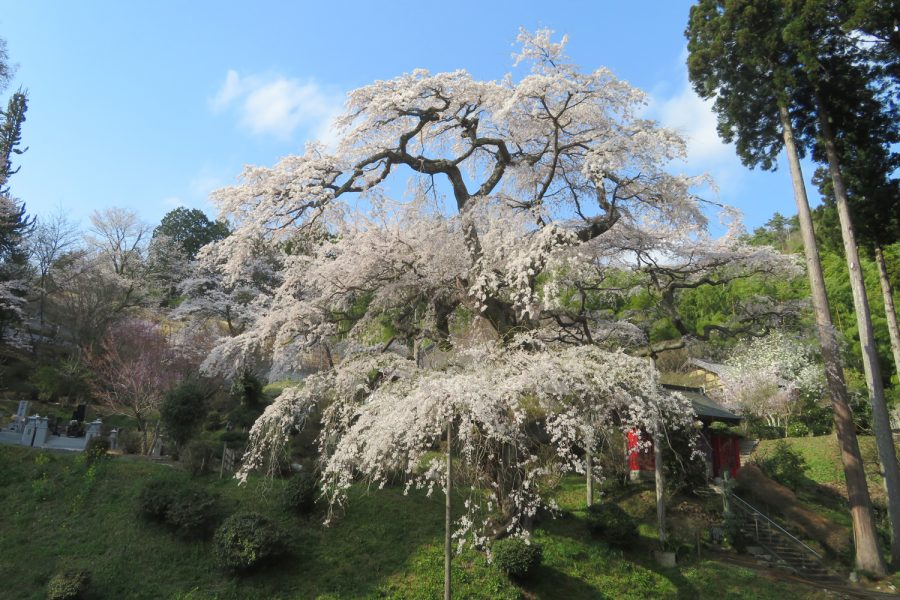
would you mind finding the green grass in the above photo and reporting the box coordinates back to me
[755,435,884,488]
[0,446,825,599]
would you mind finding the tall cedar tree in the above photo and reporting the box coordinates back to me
[783,0,900,569]
[686,0,888,574]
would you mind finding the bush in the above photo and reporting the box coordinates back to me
[220,430,248,446]
[47,569,90,600]
[161,380,210,449]
[492,538,543,578]
[119,429,142,454]
[165,488,220,537]
[585,502,637,547]
[755,440,807,491]
[283,472,318,515]
[205,410,224,431]
[723,510,749,553]
[138,479,175,521]
[213,512,286,572]
[231,370,264,408]
[138,479,219,535]
[183,440,216,476]
[786,421,810,437]
[83,437,109,464]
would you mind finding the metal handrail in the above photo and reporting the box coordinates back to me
[728,491,824,561]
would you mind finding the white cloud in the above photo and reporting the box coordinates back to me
[162,196,185,208]
[211,70,343,144]
[211,70,244,112]
[648,71,748,202]
[654,81,730,164]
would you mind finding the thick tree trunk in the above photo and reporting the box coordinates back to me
[444,418,452,600]
[875,246,900,384]
[779,105,886,575]
[816,104,900,570]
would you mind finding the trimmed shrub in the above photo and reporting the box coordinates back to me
[138,479,175,521]
[585,502,637,547]
[786,421,811,437]
[138,479,219,535]
[213,512,286,572]
[47,569,90,600]
[283,472,318,515]
[205,410,224,431]
[220,430,248,446]
[165,488,220,537]
[492,538,543,578]
[83,437,110,464]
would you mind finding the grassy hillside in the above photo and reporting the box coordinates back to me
[755,434,884,489]
[0,446,828,600]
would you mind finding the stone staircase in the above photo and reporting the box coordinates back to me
[738,438,758,463]
[728,491,834,581]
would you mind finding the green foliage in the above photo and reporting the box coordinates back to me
[160,380,210,449]
[786,421,810,437]
[30,364,90,403]
[46,569,90,600]
[164,487,220,537]
[662,428,708,496]
[755,440,808,491]
[83,437,109,465]
[585,502,637,547]
[137,478,177,521]
[723,510,748,553]
[136,478,219,536]
[182,440,216,476]
[0,446,829,599]
[118,428,142,454]
[219,430,248,446]
[492,537,543,578]
[153,207,229,259]
[213,512,286,572]
[204,409,223,431]
[283,472,318,515]
[230,370,264,408]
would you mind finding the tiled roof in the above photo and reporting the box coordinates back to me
[662,383,742,424]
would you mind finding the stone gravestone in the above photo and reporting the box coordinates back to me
[108,429,118,451]
[151,434,163,458]
[14,400,29,433]
[20,415,37,446]
[84,419,102,447]
[34,417,49,447]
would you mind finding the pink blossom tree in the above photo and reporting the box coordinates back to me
[86,318,184,454]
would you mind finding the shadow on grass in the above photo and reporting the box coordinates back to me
[640,552,701,600]
[519,564,610,599]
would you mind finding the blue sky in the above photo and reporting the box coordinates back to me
[2,1,817,232]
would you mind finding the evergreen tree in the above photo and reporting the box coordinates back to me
[782,1,900,567]
[686,0,888,574]
[153,207,230,260]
